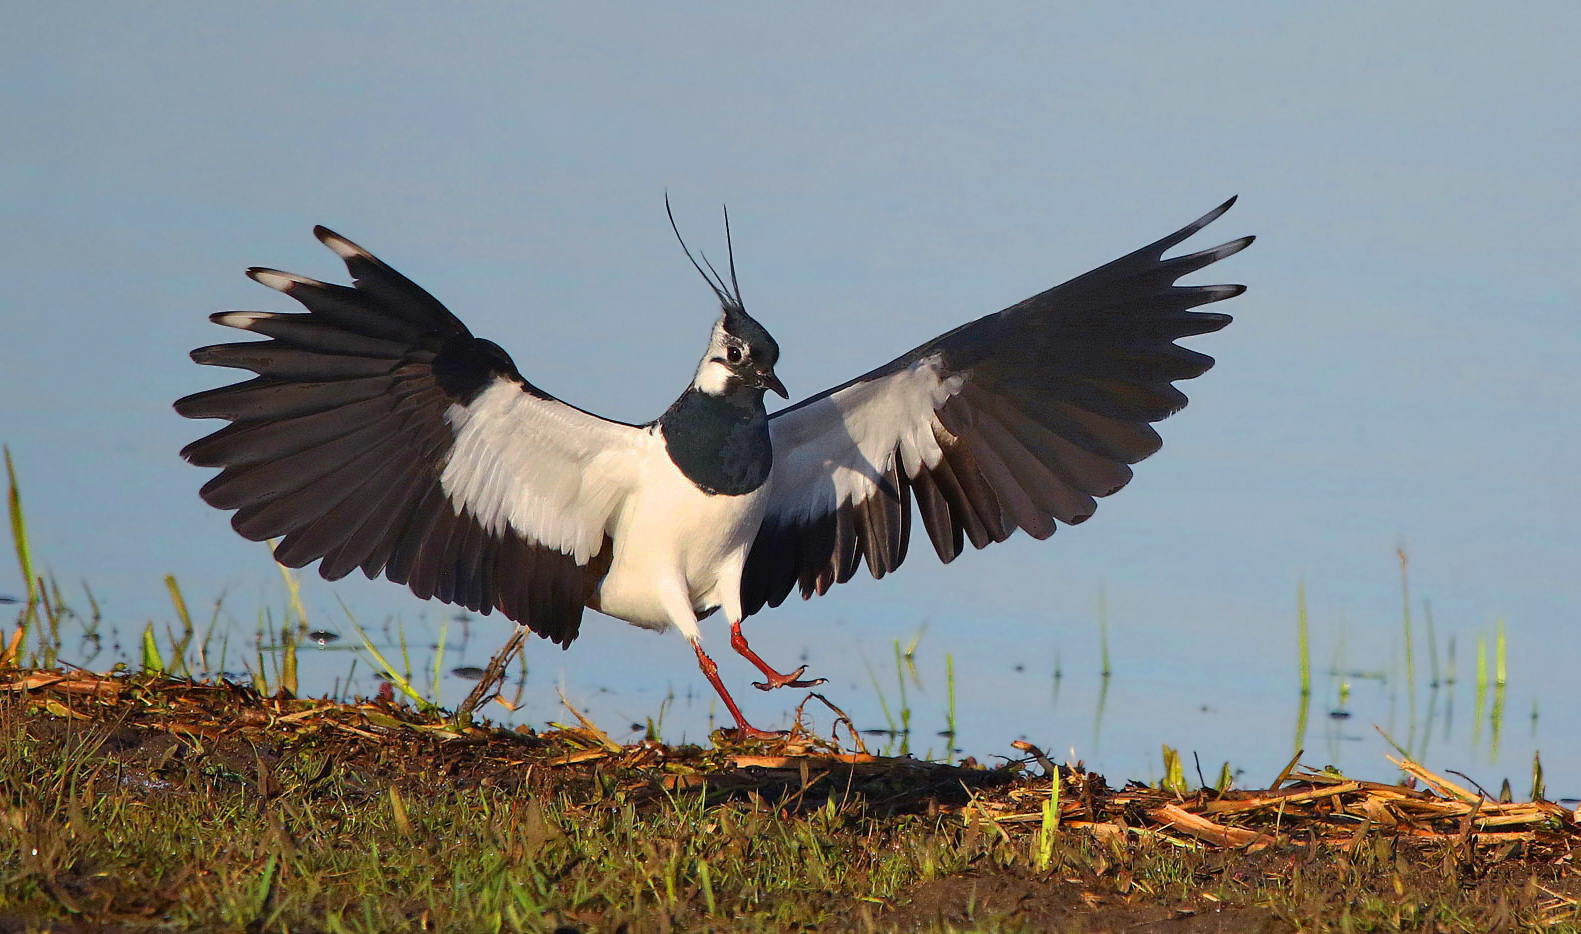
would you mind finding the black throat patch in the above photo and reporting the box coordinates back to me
[659,388,772,496]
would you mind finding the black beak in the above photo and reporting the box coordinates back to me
[761,370,788,399]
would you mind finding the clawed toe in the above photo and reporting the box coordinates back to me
[751,665,829,691]
[724,725,788,741]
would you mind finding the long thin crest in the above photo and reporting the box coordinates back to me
[722,204,743,307]
[665,194,744,312]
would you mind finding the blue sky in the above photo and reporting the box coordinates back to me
[2,3,1577,785]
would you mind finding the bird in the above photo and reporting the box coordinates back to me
[175,197,1251,737]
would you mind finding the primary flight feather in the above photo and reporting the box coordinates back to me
[176,198,1251,736]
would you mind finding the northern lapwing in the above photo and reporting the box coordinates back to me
[176,198,1251,736]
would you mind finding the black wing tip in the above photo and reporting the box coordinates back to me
[313,225,369,262]
[187,344,226,367]
[1220,234,1255,256]
[172,388,218,419]
[1188,195,1239,234]
[245,266,315,294]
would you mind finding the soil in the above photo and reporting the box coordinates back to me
[3,669,1578,933]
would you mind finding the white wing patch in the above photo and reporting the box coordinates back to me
[439,378,647,562]
[766,353,964,525]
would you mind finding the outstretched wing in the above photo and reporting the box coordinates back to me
[741,198,1251,615]
[175,227,648,646]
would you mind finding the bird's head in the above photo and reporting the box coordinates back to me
[668,198,787,400]
[694,304,785,398]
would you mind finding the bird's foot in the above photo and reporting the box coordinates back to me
[729,620,828,691]
[751,664,828,692]
[721,725,789,742]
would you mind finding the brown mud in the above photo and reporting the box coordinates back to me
[3,668,1578,932]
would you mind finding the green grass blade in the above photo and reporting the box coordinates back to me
[1097,586,1112,679]
[1034,767,1059,871]
[1397,547,1416,748]
[268,541,309,631]
[1161,745,1186,795]
[1294,578,1311,753]
[164,575,196,675]
[863,658,895,738]
[141,622,165,675]
[432,616,448,703]
[1296,578,1310,696]
[346,611,437,713]
[5,446,37,636]
[281,625,298,697]
[944,652,957,763]
[165,574,194,634]
[1490,619,1507,758]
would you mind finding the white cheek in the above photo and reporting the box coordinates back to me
[693,360,734,395]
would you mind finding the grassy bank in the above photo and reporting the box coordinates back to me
[0,669,1576,933]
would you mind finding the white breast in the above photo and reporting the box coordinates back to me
[593,427,768,638]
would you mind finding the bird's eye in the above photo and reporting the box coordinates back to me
[726,345,744,364]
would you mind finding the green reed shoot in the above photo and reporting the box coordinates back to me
[1215,761,1233,792]
[901,624,925,686]
[1397,548,1416,743]
[274,623,295,696]
[195,590,226,675]
[645,691,673,742]
[1490,619,1507,758]
[1160,745,1186,795]
[893,639,911,741]
[1033,767,1059,872]
[1495,619,1507,687]
[163,575,196,675]
[864,657,896,739]
[252,612,268,694]
[1294,579,1312,751]
[215,627,231,681]
[431,616,448,703]
[348,615,437,713]
[944,652,957,759]
[5,446,37,639]
[269,542,309,632]
[1296,578,1310,696]
[82,581,100,623]
[697,857,716,915]
[165,574,193,637]
[1531,752,1545,801]
[140,622,164,675]
[1097,586,1111,679]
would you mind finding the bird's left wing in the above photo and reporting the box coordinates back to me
[176,227,648,646]
[742,198,1251,616]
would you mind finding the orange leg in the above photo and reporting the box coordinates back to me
[729,618,827,692]
[692,642,783,739]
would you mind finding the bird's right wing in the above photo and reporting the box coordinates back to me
[175,227,649,646]
[742,198,1250,615]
